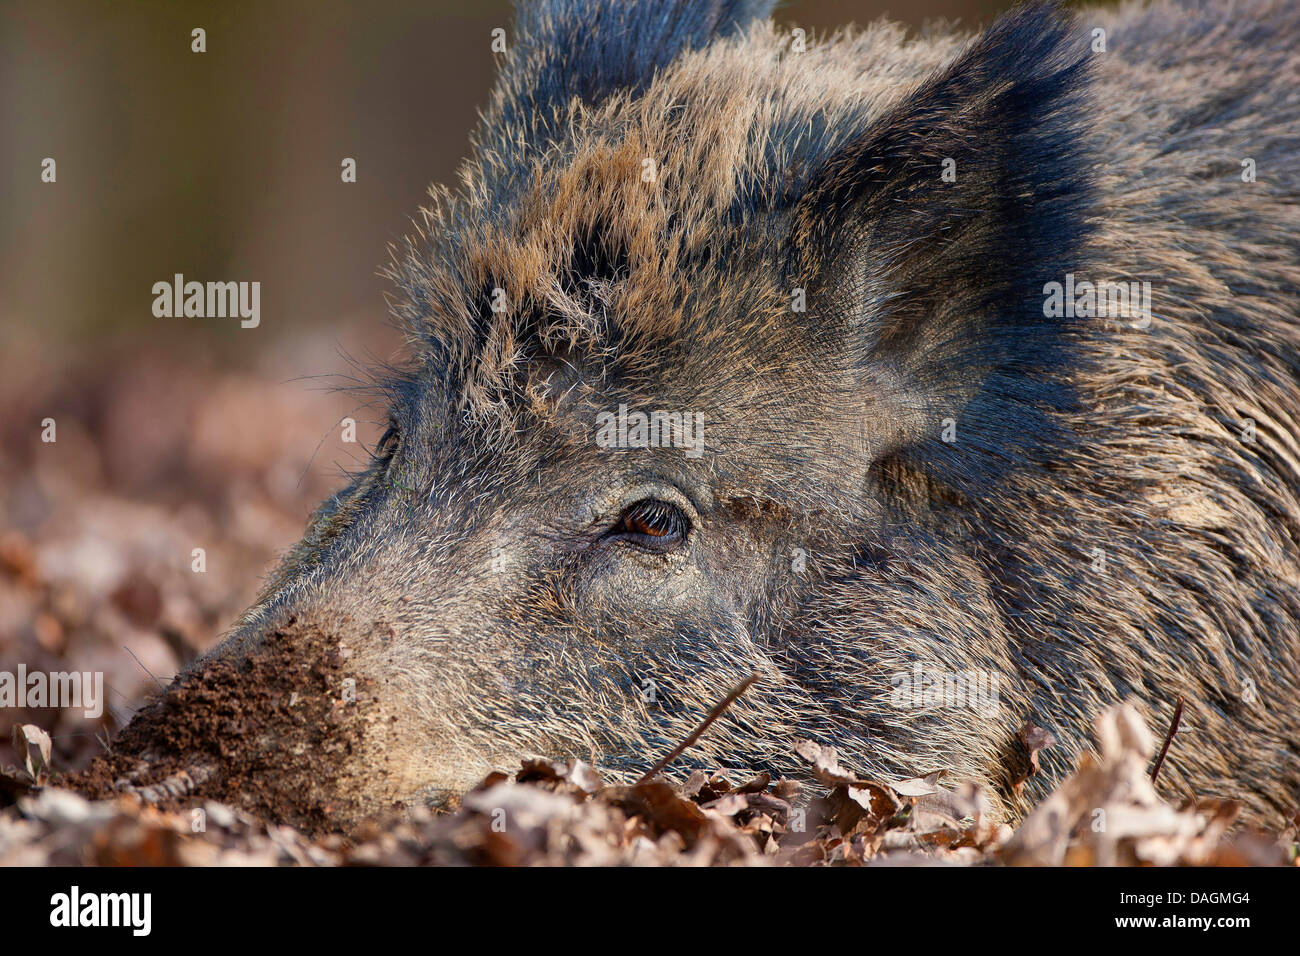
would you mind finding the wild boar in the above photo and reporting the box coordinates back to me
[93,0,1300,831]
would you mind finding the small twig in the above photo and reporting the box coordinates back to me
[1150,695,1185,785]
[637,673,759,785]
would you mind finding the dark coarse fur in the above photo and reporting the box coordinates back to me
[127,0,1299,828]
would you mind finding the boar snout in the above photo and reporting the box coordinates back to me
[76,603,473,832]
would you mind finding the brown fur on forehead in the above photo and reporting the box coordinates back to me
[385,17,970,411]
[464,116,778,365]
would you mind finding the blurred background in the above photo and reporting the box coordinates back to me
[0,0,1029,768]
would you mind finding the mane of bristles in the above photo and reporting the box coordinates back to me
[380,15,968,419]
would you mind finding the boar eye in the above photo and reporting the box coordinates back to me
[606,498,690,551]
[374,420,400,460]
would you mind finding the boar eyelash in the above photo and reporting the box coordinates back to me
[603,498,691,552]
[371,420,401,462]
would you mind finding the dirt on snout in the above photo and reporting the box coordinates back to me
[65,622,384,834]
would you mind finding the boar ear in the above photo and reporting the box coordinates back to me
[494,0,775,143]
[791,3,1094,480]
